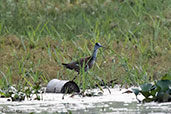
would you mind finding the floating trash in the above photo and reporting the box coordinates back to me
[46,79,80,93]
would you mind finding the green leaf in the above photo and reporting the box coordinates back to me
[132,88,140,96]
[161,73,171,80]
[140,83,153,98]
[156,80,171,92]
[0,91,6,97]
[140,83,153,91]
[156,91,170,102]
[132,88,142,102]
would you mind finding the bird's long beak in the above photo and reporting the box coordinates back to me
[101,45,109,49]
[100,45,107,49]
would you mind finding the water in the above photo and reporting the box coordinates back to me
[0,87,171,114]
[0,100,171,114]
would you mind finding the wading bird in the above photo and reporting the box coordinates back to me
[62,43,104,80]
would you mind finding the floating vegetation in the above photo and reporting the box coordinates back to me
[132,73,171,103]
[0,82,42,101]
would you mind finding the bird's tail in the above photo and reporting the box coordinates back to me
[62,63,70,69]
[62,63,67,66]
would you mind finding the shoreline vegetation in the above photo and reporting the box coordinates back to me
[0,0,171,94]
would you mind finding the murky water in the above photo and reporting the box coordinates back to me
[0,87,171,114]
[0,100,171,114]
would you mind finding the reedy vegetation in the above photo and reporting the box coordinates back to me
[0,0,171,90]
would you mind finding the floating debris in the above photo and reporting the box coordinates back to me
[46,79,80,93]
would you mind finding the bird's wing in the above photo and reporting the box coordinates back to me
[62,56,92,72]
[78,56,91,67]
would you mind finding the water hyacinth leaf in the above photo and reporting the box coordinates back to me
[140,83,153,98]
[156,91,171,102]
[133,80,171,103]
[140,83,153,91]
[156,80,171,92]
[132,88,141,102]
[132,88,140,96]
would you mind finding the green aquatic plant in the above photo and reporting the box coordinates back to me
[0,81,42,101]
[132,73,171,103]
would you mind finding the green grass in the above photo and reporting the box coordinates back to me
[0,0,171,90]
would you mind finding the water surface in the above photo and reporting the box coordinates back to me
[0,87,170,114]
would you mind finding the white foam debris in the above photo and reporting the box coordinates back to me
[0,86,142,104]
[40,85,141,103]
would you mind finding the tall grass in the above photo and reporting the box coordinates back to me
[0,0,171,89]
